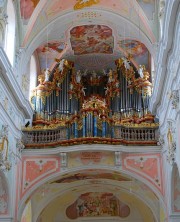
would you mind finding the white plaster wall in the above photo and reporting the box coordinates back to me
[149,0,180,221]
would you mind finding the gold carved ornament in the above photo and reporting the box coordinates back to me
[74,0,100,10]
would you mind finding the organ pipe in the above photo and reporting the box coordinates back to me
[30,58,154,139]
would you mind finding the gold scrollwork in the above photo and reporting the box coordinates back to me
[74,0,100,10]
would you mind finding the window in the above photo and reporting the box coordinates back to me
[4,0,15,66]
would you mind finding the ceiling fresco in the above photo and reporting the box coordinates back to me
[36,41,65,71]
[35,182,155,222]
[66,192,130,219]
[52,170,130,184]
[119,39,150,70]
[22,0,157,50]
[70,25,114,55]
[20,0,40,21]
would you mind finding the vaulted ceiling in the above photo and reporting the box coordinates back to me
[19,0,158,73]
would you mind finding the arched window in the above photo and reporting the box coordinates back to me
[4,0,15,66]
[29,54,38,100]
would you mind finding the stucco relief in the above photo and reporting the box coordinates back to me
[21,157,60,197]
[0,81,23,129]
[166,121,176,165]
[169,90,179,109]
[68,151,114,168]
[122,153,163,193]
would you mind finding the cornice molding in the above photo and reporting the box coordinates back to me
[22,144,162,156]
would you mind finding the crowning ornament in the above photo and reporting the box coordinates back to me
[74,0,100,10]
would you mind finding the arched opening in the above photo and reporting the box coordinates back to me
[18,166,162,222]
[4,0,16,66]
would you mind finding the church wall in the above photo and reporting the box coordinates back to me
[0,44,33,221]
[150,0,180,221]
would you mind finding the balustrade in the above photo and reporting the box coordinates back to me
[23,124,158,148]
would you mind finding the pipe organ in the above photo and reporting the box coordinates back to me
[25,58,158,148]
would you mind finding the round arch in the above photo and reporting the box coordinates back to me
[18,165,165,222]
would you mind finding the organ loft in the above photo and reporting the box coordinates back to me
[23,57,158,148]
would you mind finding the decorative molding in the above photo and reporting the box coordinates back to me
[0,125,11,172]
[122,153,163,193]
[0,125,8,139]
[157,134,165,147]
[169,90,179,109]
[60,152,67,168]
[115,151,122,166]
[21,157,60,197]
[166,121,176,165]
[16,139,25,154]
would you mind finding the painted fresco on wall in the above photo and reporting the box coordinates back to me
[53,169,130,184]
[66,192,130,219]
[173,165,180,212]
[70,25,114,55]
[36,41,65,70]
[119,40,150,70]
[20,0,40,20]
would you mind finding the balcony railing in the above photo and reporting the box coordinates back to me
[23,123,158,148]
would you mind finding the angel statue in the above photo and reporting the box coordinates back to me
[44,68,50,82]
[76,70,82,83]
[58,59,65,72]
[138,65,145,78]
[122,57,130,70]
